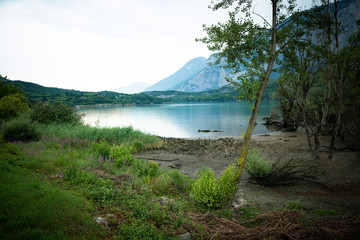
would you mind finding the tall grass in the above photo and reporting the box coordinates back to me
[40,123,161,148]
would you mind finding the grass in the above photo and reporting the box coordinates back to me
[1,119,346,239]
[40,123,161,148]
[284,200,304,210]
[0,122,191,239]
[0,152,105,239]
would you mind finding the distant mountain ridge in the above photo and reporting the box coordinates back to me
[145,55,234,93]
[173,55,234,92]
[116,82,151,94]
[145,57,207,92]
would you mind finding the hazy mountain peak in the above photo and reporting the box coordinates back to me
[116,82,151,94]
[145,57,207,92]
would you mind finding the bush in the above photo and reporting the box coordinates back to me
[0,93,29,119]
[131,141,144,153]
[109,145,134,167]
[133,159,159,177]
[245,148,271,178]
[2,118,40,142]
[190,164,238,208]
[91,140,112,158]
[30,103,82,125]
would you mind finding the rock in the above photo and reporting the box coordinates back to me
[179,232,191,240]
[55,171,64,179]
[160,196,175,206]
[232,197,248,209]
[94,217,108,226]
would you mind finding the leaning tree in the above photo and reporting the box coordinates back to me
[197,0,301,184]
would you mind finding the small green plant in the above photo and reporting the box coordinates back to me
[245,148,272,178]
[284,200,304,210]
[240,205,261,220]
[313,209,338,215]
[190,164,238,208]
[109,145,134,167]
[2,118,40,142]
[117,220,171,239]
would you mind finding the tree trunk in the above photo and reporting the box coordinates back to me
[313,0,333,158]
[328,0,343,160]
[235,0,278,181]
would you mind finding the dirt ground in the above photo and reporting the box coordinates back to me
[135,131,360,219]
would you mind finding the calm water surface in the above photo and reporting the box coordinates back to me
[77,102,278,138]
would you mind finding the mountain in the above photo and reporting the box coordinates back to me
[145,55,235,93]
[145,57,207,92]
[172,54,235,92]
[116,82,151,94]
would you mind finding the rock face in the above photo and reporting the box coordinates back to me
[145,55,235,93]
[172,54,234,92]
[145,57,207,92]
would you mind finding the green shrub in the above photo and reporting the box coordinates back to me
[245,148,272,178]
[147,168,191,196]
[133,159,159,177]
[0,93,29,119]
[190,164,238,208]
[132,141,144,153]
[109,145,134,167]
[30,103,82,125]
[91,140,112,158]
[2,118,40,142]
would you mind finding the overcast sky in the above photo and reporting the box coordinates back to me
[0,0,311,92]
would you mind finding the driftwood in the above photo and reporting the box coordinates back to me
[198,129,224,133]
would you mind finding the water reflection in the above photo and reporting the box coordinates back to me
[77,102,278,138]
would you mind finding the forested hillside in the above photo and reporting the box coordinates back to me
[0,76,279,106]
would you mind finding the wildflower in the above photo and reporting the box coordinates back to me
[98,156,104,166]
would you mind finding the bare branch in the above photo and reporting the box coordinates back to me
[252,11,273,29]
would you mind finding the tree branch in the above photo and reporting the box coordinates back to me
[252,11,273,29]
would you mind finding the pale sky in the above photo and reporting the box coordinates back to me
[0,0,311,92]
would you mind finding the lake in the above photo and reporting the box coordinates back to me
[77,101,278,138]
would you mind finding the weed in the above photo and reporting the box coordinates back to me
[245,148,271,178]
[117,219,175,239]
[284,200,304,210]
[313,208,338,215]
[64,168,117,205]
[240,205,261,220]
